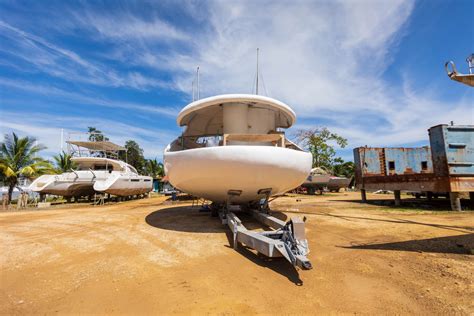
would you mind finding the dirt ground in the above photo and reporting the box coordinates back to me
[0,192,473,315]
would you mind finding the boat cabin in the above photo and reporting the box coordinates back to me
[170,94,302,151]
[71,157,135,173]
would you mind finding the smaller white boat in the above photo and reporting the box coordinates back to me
[29,158,96,198]
[302,167,351,194]
[30,140,152,198]
[92,158,152,196]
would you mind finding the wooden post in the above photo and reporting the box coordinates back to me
[394,190,401,206]
[470,192,474,210]
[427,192,433,201]
[449,192,462,211]
[361,189,367,202]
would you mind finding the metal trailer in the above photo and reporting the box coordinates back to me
[354,124,474,211]
[212,189,312,270]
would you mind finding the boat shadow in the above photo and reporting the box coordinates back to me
[145,205,225,233]
[145,205,302,284]
[341,233,474,255]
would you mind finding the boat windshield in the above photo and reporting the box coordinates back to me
[75,163,116,171]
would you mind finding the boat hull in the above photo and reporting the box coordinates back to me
[164,146,312,203]
[93,174,153,196]
[29,174,95,197]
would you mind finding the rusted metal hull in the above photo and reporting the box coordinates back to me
[354,124,474,193]
[358,174,474,193]
[353,124,474,210]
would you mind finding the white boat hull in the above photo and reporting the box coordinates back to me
[164,146,312,203]
[93,174,153,196]
[29,174,96,197]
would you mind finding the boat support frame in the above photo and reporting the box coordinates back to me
[215,189,312,270]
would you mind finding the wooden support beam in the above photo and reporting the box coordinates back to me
[450,192,462,211]
[394,190,401,206]
[361,189,367,202]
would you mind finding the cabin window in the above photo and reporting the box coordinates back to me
[388,161,395,170]
[130,179,140,182]
[143,179,151,182]
[421,161,428,170]
[94,165,113,171]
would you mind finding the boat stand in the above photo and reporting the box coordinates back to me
[215,190,313,270]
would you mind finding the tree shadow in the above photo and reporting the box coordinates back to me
[281,210,473,234]
[342,233,474,255]
[331,197,473,211]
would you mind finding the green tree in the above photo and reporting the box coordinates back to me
[87,127,109,142]
[295,127,348,169]
[119,140,145,172]
[145,159,164,178]
[0,133,53,201]
[53,151,77,173]
[332,159,355,178]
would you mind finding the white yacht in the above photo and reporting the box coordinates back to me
[29,141,152,198]
[92,157,153,196]
[163,94,312,204]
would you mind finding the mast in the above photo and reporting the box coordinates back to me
[60,128,64,152]
[192,79,195,102]
[256,48,259,95]
[197,66,200,100]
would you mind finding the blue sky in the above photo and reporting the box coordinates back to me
[0,0,473,161]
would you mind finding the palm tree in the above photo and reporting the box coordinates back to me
[0,133,52,201]
[145,159,164,178]
[88,127,109,142]
[53,151,76,173]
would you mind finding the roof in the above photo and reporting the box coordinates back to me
[66,141,126,152]
[70,157,127,168]
[177,94,296,136]
[70,157,136,172]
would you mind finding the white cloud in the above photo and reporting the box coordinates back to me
[167,0,473,149]
[75,12,189,41]
[0,20,170,90]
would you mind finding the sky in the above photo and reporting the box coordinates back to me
[0,0,473,161]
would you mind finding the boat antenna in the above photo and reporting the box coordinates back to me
[256,48,259,95]
[197,66,200,100]
[467,53,474,74]
[192,79,195,102]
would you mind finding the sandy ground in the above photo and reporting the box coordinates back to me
[0,192,473,315]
